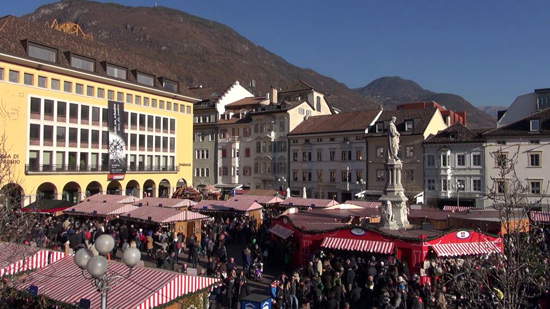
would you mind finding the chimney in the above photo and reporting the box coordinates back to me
[270,87,278,104]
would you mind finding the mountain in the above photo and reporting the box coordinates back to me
[18,0,378,111]
[479,106,507,120]
[356,76,496,128]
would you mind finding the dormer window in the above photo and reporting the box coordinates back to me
[27,42,56,63]
[375,121,384,133]
[161,78,178,92]
[530,119,540,132]
[405,120,414,132]
[106,64,127,80]
[136,72,155,87]
[70,54,95,72]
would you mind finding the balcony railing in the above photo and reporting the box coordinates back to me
[25,164,178,173]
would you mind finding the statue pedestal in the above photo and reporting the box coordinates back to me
[379,159,410,230]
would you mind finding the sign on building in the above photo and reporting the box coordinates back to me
[108,101,126,174]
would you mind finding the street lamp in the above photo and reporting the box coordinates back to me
[74,234,141,309]
[455,179,465,207]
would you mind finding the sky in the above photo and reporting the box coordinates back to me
[6,0,550,107]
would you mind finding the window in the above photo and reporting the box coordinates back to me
[530,119,540,132]
[442,179,448,191]
[135,96,141,105]
[117,92,124,102]
[166,102,172,110]
[405,120,414,132]
[152,99,157,108]
[38,76,47,88]
[186,106,191,114]
[92,107,100,125]
[376,147,384,158]
[57,101,66,120]
[144,97,149,106]
[28,151,39,170]
[159,100,165,109]
[456,179,465,191]
[441,153,449,167]
[496,180,506,194]
[69,103,78,123]
[329,170,337,183]
[30,97,41,119]
[0,67,3,80]
[426,154,435,167]
[70,55,95,72]
[51,78,60,90]
[91,130,99,148]
[75,83,84,94]
[317,151,323,161]
[472,179,481,192]
[24,73,33,85]
[106,64,127,79]
[107,90,115,100]
[9,70,19,83]
[126,94,133,104]
[375,121,384,133]
[530,181,541,194]
[245,148,251,157]
[69,128,78,147]
[56,127,66,146]
[80,129,89,147]
[456,154,465,167]
[406,146,414,158]
[136,72,154,86]
[528,152,541,167]
[80,105,89,124]
[329,150,335,161]
[44,99,54,120]
[162,78,178,92]
[405,169,414,182]
[356,150,363,160]
[472,153,481,167]
[87,85,94,96]
[27,42,56,62]
[316,96,321,111]
[64,81,72,92]
[494,152,508,168]
[292,151,298,161]
[29,124,40,145]
[427,179,435,191]
[376,169,385,182]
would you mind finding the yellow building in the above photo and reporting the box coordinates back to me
[0,17,198,206]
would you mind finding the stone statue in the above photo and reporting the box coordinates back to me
[383,200,393,224]
[387,116,400,161]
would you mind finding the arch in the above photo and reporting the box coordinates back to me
[143,179,156,198]
[1,183,24,209]
[158,179,171,198]
[62,181,82,203]
[176,178,187,188]
[36,182,57,201]
[125,180,140,197]
[85,181,103,197]
[106,181,122,195]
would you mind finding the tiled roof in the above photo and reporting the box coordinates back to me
[225,97,267,109]
[483,108,550,137]
[368,108,438,136]
[279,197,339,208]
[216,115,252,125]
[0,16,195,98]
[81,194,138,204]
[288,110,382,135]
[193,199,263,212]
[425,123,488,144]
[124,206,208,223]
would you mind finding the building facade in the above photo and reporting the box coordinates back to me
[423,124,487,208]
[497,88,550,127]
[192,81,253,188]
[366,108,447,198]
[288,110,381,201]
[0,18,196,205]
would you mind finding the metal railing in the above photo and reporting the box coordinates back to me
[25,164,178,173]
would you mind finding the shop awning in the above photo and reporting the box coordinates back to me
[0,243,65,277]
[442,205,471,212]
[431,241,502,257]
[530,211,550,223]
[321,237,394,254]
[269,224,294,239]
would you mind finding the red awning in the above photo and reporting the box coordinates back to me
[530,211,550,223]
[431,241,502,257]
[0,243,65,277]
[269,224,294,239]
[321,237,394,254]
[442,205,471,212]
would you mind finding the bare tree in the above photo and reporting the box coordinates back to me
[442,147,549,308]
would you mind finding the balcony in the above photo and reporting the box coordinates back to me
[25,164,178,174]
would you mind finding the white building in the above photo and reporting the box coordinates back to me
[497,88,550,127]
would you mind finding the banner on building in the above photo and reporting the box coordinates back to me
[108,101,126,174]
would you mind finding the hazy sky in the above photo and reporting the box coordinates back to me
[6,0,550,107]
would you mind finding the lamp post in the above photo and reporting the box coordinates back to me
[74,234,141,309]
[456,179,465,207]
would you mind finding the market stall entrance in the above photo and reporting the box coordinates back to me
[321,237,395,254]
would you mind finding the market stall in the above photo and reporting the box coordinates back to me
[121,206,209,241]
[0,242,65,277]
[15,256,220,309]
[63,200,138,220]
[279,197,339,209]
[193,197,264,228]
[136,197,197,210]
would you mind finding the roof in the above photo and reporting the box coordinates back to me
[279,211,352,232]
[81,194,138,204]
[230,194,284,205]
[64,202,138,216]
[425,123,489,144]
[225,97,267,109]
[242,189,280,197]
[193,199,263,212]
[216,115,252,125]
[344,200,382,208]
[21,199,74,213]
[124,207,209,223]
[16,256,220,309]
[368,108,438,136]
[279,197,339,208]
[0,243,65,277]
[135,197,196,208]
[288,110,382,136]
[483,108,550,137]
[279,80,315,93]
[0,16,197,99]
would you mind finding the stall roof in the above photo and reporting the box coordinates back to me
[16,257,220,309]
[530,211,550,223]
[0,243,65,277]
[193,199,263,212]
[227,195,284,205]
[280,197,339,208]
[124,207,209,223]
[344,200,381,209]
[21,199,74,213]
[82,194,139,204]
[321,237,394,254]
[64,202,139,216]
[431,241,502,257]
[136,197,197,208]
[269,224,294,240]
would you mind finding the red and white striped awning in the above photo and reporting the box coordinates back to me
[442,205,471,212]
[16,256,220,309]
[321,237,394,254]
[529,211,550,223]
[268,224,294,239]
[431,241,502,257]
[0,243,65,277]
